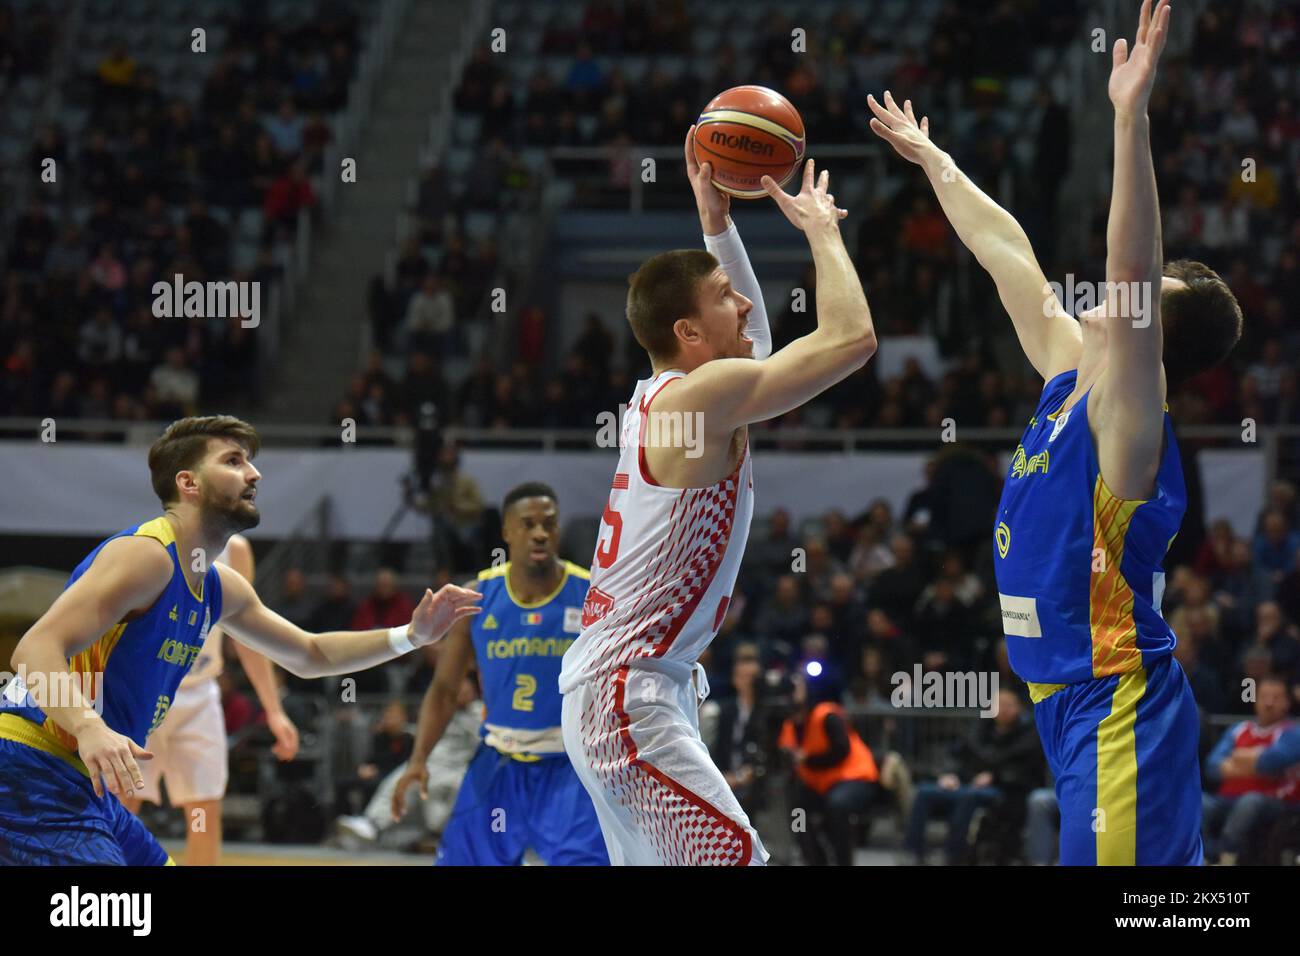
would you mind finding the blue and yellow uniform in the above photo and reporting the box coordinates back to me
[436,560,608,865]
[993,370,1202,865]
[0,517,222,865]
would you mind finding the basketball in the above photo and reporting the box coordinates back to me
[693,85,806,199]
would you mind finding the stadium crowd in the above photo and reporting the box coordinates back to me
[0,1,362,419]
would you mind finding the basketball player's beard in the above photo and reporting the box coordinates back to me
[200,490,261,541]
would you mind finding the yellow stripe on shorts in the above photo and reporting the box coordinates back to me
[1095,668,1146,865]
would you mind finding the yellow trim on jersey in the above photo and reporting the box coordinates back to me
[566,561,590,581]
[477,564,509,581]
[1095,668,1145,865]
[0,714,90,777]
[504,563,573,609]
[1027,682,1068,704]
[165,856,177,866]
[134,516,203,601]
[1090,474,1145,678]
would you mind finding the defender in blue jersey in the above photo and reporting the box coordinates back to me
[870,1,1242,864]
[1,416,480,865]
[393,482,607,865]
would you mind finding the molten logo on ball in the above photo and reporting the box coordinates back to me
[708,130,776,157]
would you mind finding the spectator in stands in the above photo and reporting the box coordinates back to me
[398,351,450,424]
[335,670,482,846]
[263,160,317,235]
[1215,537,1274,638]
[219,668,257,736]
[404,274,456,355]
[1255,511,1300,583]
[903,688,1041,865]
[871,534,927,629]
[1239,601,1300,698]
[352,568,415,632]
[1172,607,1229,714]
[780,669,879,866]
[426,442,485,573]
[336,700,414,817]
[277,568,314,626]
[1203,676,1296,864]
[308,572,355,634]
[78,309,122,370]
[708,642,769,818]
[752,574,807,665]
[264,97,305,160]
[149,347,199,417]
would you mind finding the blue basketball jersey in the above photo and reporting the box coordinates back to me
[470,561,590,748]
[993,370,1185,686]
[1,517,223,751]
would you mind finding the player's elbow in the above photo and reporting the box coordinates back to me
[840,325,877,364]
[283,641,326,680]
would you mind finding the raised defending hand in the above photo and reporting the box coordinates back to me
[761,158,847,234]
[1109,0,1172,118]
[408,584,482,647]
[685,124,730,234]
[867,91,936,166]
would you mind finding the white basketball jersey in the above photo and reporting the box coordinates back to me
[559,370,754,693]
[181,543,229,687]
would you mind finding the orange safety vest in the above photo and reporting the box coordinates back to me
[779,702,879,795]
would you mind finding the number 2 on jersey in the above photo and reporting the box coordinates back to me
[512,674,537,712]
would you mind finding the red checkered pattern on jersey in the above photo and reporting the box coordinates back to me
[578,666,752,866]
[586,470,740,671]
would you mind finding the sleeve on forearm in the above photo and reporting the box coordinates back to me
[1257,726,1300,776]
[704,220,771,360]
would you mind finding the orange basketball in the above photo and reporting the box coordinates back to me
[693,86,806,199]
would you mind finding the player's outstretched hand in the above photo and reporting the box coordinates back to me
[867,91,935,166]
[408,584,482,647]
[685,124,730,234]
[77,721,153,798]
[391,761,429,822]
[1109,0,1171,119]
[761,158,847,234]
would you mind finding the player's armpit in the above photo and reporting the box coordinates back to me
[658,327,874,434]
[15,535,174,663]
[1088,373,1166,501]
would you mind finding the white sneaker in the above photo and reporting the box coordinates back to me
[336,815,379,842]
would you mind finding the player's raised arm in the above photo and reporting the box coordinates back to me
[867,91,1080,380]
[215,567,481,679]
[660,158,875,434]
[1092,0,1172,495]
[686,124,778,360]
[391,586,477,820]
[10,535,174,795]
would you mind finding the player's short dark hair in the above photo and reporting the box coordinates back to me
[148,415,260,506]
[1160,260,1243,391]
[502,481,558,516]
[626,249,719,363]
